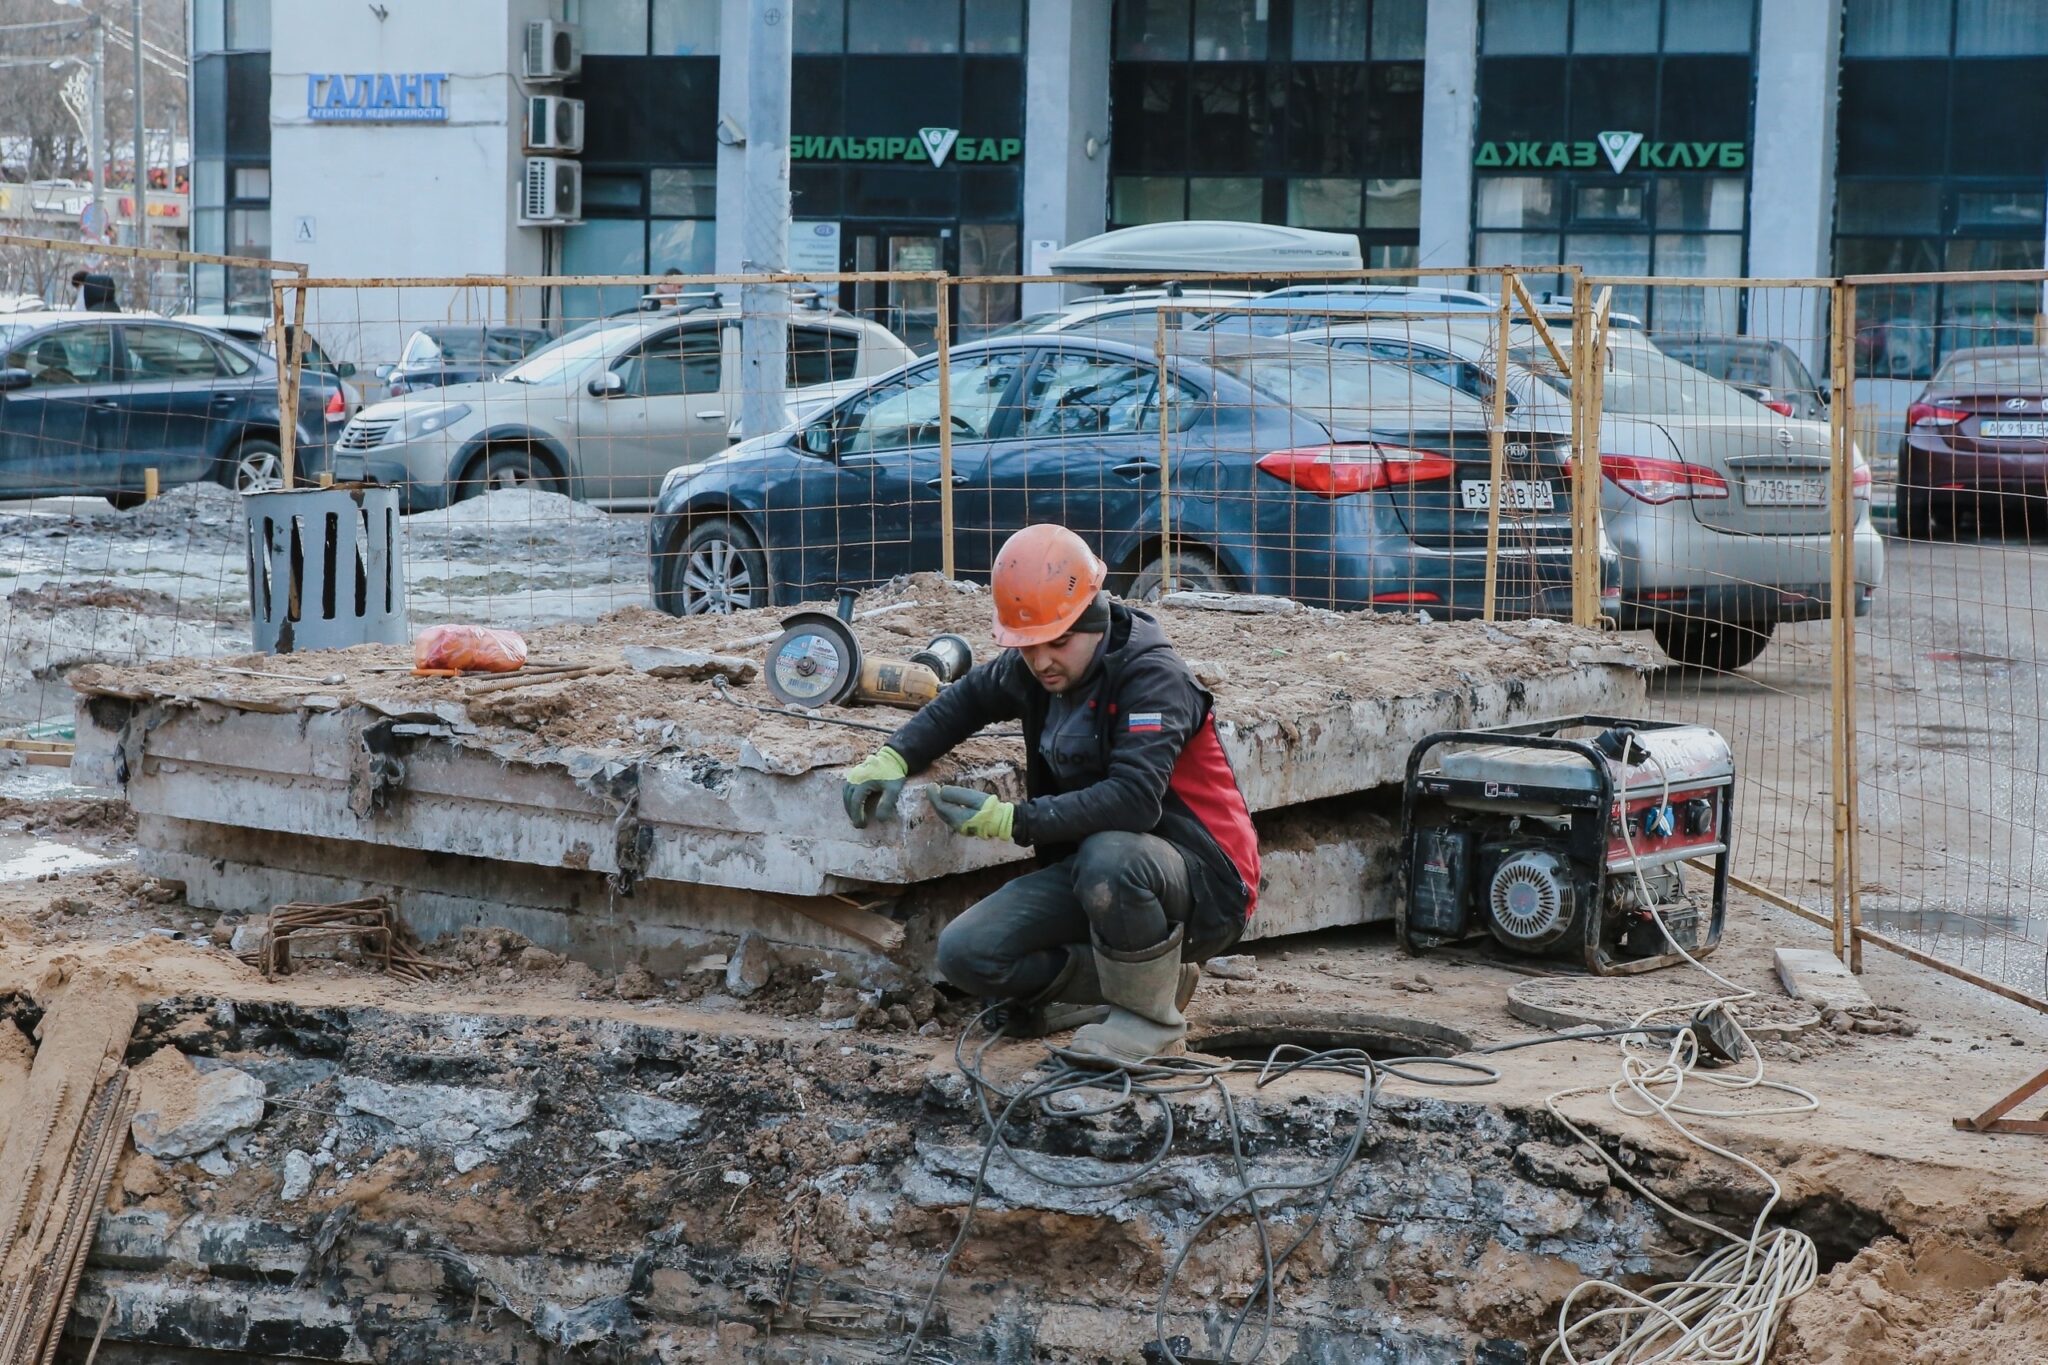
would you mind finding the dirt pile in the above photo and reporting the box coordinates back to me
[0,795,136,840]
[1774,1234,2048,1365]
[7,580,184,617]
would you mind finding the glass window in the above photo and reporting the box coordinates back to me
[1193,0,1266,58]
[1836,61,1948,176]
[561,220,649,324]
[649,219,716,273]
[653,0,719,54]
[1483,0,1568,54]
[228,208,269,256]
[1372,0,1428,58]
[651,167,716,216]
[1834,181,1935,234]
[1188,68,1276,172]
[1288,66,1368,175]
[1293,0,1366,59]
[1574,183,1645,222]
[959,224,1020,333]
[1649,237,1743,331]
[1365,178,1421,228]
[1563,230,1649,282]
[1477,177,1562,229]
[216,340,255,376]
[788,325,860,386]
[191,206,225,256]
[1662,0,1751,52]
[1118,0,1190,58]
[1020,354,1172,437]
[1956,191,2046,230]
[1114,176,1186,223]
[123,325,229,380]
[1288,177,1362,228]
[583,174,645,212]
[578,0,649,54]
[1548,342,1767,417]
[1948,61,2048,176]
[1189,177,1262,219]
[1848,278,1937,379]
[966,0,1023,52]
[1955,0,2048,55]
[191,158,225,209]
[1655,177,1745,231]
[841,352,1027,451]
[617,327,721,397]
[1843,0,1950,56]
[795,0,845,51]
[232,166,270,200]
[193,0,224,54]
[225,0,269,50]
[848,0,959,53]
[6,326,113,385]
[1571,0,1656,52]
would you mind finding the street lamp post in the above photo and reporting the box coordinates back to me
[130,0,143,246]
[85,18,105,240]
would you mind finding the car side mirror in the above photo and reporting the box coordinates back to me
[0,368,31,392]
[374,363,394,382]
[588,371,624,398]
[800,422,835,457]
[335,361,357,379]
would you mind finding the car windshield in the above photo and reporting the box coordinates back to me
[499,328,637,386]
[0,321,37,352]
[1654,340,1777,388]
[1208,351,1483,429]
[980,310,1065,339]
[1933,353,2048,391]
[405,329,542,366]
[1521,345,1772,419]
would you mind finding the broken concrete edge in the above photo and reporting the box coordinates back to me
[1775,947,1875,1014]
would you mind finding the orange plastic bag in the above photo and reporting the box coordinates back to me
[413,624,527,673]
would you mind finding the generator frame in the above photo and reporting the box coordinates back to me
[1397,714,1732,975]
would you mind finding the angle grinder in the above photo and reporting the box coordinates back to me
[765,588,974,711]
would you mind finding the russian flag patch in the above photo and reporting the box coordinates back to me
[1128,712,1164,732]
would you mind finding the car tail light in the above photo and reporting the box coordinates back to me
[1256,444,1455,498]
[1762,399,1795,417]
[324,388,347,423]
[1852,464,1871,501]
[1600,454,1729,504]
[1908,402,1970,428]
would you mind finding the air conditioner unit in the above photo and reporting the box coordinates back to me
[521,156,582,225]
[525,95,583,153]
[522,20,582,81]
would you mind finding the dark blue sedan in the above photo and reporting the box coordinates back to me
[648,334,1589,618]
[0,313,338,504]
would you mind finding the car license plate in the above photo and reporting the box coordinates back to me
[1743,476,1825,506]
[1979,419,2048,438]
[1460,479,1554,511]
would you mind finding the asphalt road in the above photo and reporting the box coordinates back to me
[1646,531,2048,1001]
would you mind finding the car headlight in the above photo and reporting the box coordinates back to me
[399,404,471,441]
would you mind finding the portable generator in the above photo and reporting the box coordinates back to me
[1397,715,1733,975]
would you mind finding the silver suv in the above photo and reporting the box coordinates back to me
[331,306,914,510]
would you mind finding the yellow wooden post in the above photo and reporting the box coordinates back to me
[143,468,159,501]
[1481,273,1511,621]
[935,280,954,581]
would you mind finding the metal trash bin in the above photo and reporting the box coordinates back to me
[245,485,408,653]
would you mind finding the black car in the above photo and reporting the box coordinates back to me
[0,313,338,502]
[649,334,1595,618]
[376,325,553,397]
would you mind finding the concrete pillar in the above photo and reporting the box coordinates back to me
[1747,0,1841,363]
[713,0,750,278]
[1416,0,1479,273]
[738,0,792,442]
[1022,0,1111,314]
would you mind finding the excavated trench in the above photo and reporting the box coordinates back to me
[12,992,1900,1365]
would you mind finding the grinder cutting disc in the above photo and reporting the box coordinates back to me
[765,611,862,708]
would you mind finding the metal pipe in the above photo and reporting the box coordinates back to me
[131,0,145,254]
[88,17,105,242]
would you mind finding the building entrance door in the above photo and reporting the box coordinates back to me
[847,227,953,353]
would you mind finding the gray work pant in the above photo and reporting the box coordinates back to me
[935,830,1233,1002]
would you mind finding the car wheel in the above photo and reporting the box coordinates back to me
[1653,618,1774,673]
[216,439,284,493]
[454,446,559,502]
[661,516,767,616]
[1127,547,1232,602]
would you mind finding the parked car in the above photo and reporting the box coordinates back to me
[648,334,1602,619]
[1291,318,1884,670]
[1190,284,1500,339]
[0,312,338,503]
[981,287,1260,339]
[1652,335,1828,421]
[333,304,914,510]
[1896,345,2048,539]
[180,313,365,426]
[377,325,553,397]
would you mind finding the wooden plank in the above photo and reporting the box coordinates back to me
[763,892,907,955]
[1954,1065,2048,1135]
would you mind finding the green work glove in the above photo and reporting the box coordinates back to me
[928,784,1015,841]
[842,747,908,829]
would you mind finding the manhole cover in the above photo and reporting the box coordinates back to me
[1507,975,1820,1039]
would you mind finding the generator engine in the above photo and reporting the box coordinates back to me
[1397,716,1733,974]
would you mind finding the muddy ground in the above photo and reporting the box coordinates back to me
[0,769,2044,1363]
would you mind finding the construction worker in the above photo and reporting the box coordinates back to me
[840,524,1260,1065]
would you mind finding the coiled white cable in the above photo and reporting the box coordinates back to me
[1537,742,1821,1365]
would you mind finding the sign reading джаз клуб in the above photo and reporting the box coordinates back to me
[1473,130,1745,171]
[305,72,450,122]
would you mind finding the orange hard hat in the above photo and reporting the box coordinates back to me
[989,524,1108,647]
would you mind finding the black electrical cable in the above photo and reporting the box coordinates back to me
[1474,1024,1685,1055]
[899,1012,1506,1364]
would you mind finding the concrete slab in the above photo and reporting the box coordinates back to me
[1774,946,1874,1013]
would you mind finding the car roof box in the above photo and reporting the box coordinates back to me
[1048,222,1364,278]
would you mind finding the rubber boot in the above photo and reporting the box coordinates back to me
[990,947,1108,1039]
[1064,927,1189,1066]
